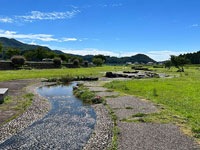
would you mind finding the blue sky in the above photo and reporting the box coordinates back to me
[0,0,200,61]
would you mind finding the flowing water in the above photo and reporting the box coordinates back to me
[0,82,96,150]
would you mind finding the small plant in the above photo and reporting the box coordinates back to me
[91,96,103,104]
[73,86,103,104]
[53,57,62,67]
[125,107,133,109]
[124,86,129,91]
[153,88,158,96]
[11,55,26,66]
[60,75,73,83]
[132,113,147,117]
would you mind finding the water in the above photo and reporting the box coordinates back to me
[0,82,96,150]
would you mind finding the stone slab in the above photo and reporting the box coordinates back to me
[118,122,199,150]
[0,88,8,101]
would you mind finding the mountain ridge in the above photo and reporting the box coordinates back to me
[0,37,156,63]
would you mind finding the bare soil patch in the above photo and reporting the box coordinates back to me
[0,79,40,125]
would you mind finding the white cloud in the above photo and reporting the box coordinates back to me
[0,17,13,23]
[0,29,80,43]
[0,29,59,41]
[0,9,80,24]
[190,24,199,28]
[16,10,80,22]
[62,48,120,56]
[62,38,77,42]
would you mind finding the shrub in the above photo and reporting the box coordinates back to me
[53,57,62,67]
[11,55,26,66]
[84,61,89,67]
[73,59,80,66]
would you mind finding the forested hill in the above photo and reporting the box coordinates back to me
[105,54,156,64]
[0,37,51,51]
[180,51,200,64]
[0,37,156,63]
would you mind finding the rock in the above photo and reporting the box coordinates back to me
[105,72,117,78]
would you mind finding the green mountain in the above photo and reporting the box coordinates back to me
[0,37,51,51]
[0,37,156,63]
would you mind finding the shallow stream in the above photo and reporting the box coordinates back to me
[0,82,96,150]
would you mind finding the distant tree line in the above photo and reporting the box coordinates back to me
[0,42,83,63]
[179,51,200,64]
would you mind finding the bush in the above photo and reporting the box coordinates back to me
[84,61,89,67]
[73,59,80,66]
[53,57,62,67]
[11,55,26,66]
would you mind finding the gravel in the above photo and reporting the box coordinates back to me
[96,92,119,97]
[84,82,103,87]
[114,108,157,119]
[0,82,96,150]
[106,96,157,112]
[83,104,113,150]
[0,82,53,144]
[87,87,108,92]
[117,122,200,150]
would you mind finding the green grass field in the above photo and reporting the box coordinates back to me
[1,65,200,142]
[0,66,130,81]
[104,66,200,142]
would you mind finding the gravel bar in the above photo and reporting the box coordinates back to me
[0,82,53,144]
[83,104,113,150]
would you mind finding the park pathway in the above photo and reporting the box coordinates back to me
[84,78,200,150]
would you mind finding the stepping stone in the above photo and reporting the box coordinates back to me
[114,108,156,120]
[96,92,119,97]
[0,88,8,102]
[117,122,199,150]
[84,82,102,87]
[106,96,157,112]
[87,87,108,92]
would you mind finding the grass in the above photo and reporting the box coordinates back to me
[0,93,34,126]
[0,66,131,82]
[73,85,104,104]
[104,66,200,141]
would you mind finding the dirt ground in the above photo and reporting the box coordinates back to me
[0,79,40,125]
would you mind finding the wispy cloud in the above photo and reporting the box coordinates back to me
[17,10,80,22]
[0,17,13,23]
[0,29,79,42]
[0,9,80,24]
[190,24,199,28]
[62,38,77,42]
[100,3,123,8]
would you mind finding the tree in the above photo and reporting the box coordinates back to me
[5,49,20,59]
[53,57,62,67]
[73,59,80,67]
[170,55,190,72]
[33,47,48,61]
[83,60,89,67]
[94,55,106,63]
[0,42,2,59]
[23,51,35,61]
[164,60,172,69]
[92,58,103,66]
